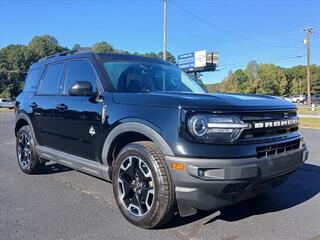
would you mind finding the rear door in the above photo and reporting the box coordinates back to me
[52,59,104,161]
[32,62,65,147]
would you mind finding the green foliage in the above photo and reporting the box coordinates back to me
[233,69,248,93]
[0,35,177,98]
[220,61,320,96]
[2,35,318,99]
[132,51,176,64]
[0,44,30,98]
[72,43,81,50]
[256,64,287,95]
[244,60,259,93]
[0,35,66,98]
[220,70,238,93]
[28,35,65,62]
[158,51,176,64]
[92,41,115,54]
[311,65,320,94]
[205,83,220,93]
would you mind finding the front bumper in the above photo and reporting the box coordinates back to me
[166,146,308,216]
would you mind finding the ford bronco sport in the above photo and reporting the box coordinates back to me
[15,49,308,228]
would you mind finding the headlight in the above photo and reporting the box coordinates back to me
[187,114,250,143]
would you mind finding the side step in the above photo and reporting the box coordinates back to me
[36,145,111,181]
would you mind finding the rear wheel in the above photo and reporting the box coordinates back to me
[16,126,45,174]
[112,141,175,228]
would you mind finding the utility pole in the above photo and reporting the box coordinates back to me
[303,27,315,107]
[163,0,167,61]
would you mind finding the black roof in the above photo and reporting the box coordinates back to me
[30,49,171,70]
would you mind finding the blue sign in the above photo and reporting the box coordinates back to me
[178,52,195,70]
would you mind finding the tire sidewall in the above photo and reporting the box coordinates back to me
[112,143,167,228]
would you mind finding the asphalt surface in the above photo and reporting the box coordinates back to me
[0,112,319,240]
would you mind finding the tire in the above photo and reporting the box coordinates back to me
[16,125,45,174]
[112,141,176,228]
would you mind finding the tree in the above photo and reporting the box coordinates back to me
[311,64,320,94]
[245,60,259,93]
[158,51,176,64]
[0,44,30,98]
[92,41,114,54]
[2,35,319,99]
[28,35,65,63]
[220,70,237,93]
[233,69,248,93]
[0,35,66,98]
[256,64,288,96]
[285,65,306,96]
[72,43,81,50]
[206,83,220,93]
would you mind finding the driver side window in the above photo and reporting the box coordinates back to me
[64,60,97,95]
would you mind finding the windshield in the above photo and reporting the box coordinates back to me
[103,61,206,93]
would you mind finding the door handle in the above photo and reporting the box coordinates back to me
[29,102,38,108]
[56,104,68,111]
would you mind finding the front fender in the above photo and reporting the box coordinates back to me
[101,121,174,167]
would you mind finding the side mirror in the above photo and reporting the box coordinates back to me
[69,81,96,96]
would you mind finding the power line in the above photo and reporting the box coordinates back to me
[219,55,304,67]
[217,31,303,51]
[169,0,304,49]
[217,55,305,70]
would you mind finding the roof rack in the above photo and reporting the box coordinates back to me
[39,48,93,62]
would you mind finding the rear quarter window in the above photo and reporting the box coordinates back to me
[23,68,43,92]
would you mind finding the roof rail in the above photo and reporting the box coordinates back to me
[39,48,94,62]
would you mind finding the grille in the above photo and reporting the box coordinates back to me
[241,126,298,139]
[256,139,300,158]
[238,110,298,140]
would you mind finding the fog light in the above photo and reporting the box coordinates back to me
[198,169,205,177]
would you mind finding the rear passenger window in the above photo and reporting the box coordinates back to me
[37,63,64,95]
[64,60,97,94]
[23,68,42,92]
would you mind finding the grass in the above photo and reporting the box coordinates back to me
[299,118,320,130]
[0,108,14,112]
[297,107,320,115]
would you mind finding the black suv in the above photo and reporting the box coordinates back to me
[15,49,308,228]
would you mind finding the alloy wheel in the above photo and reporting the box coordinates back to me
[117,156,155,216]
[17,132,31,169]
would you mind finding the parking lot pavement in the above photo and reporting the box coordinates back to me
[1,111,319,240]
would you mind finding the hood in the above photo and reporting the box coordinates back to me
[111,92,296,111]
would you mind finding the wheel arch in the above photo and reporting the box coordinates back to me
[101,122,174,178]
[15,113,36,139]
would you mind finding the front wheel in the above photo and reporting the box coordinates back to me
[112,141,176,228]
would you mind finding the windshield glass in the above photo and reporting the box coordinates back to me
[103,61,206,93]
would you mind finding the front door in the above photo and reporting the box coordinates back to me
[52,59,105,161]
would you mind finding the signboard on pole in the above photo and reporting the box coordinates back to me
[177,52,195,70]
[178,50,218,73]
[194,50,206,68]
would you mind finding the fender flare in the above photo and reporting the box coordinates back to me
[101,122,174,166]
[15,112,37,139]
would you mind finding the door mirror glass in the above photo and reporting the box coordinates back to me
[69,81,95,96]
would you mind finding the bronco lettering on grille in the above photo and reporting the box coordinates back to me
[253,118,298,129]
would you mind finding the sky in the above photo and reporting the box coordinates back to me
[0,0,319,84]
